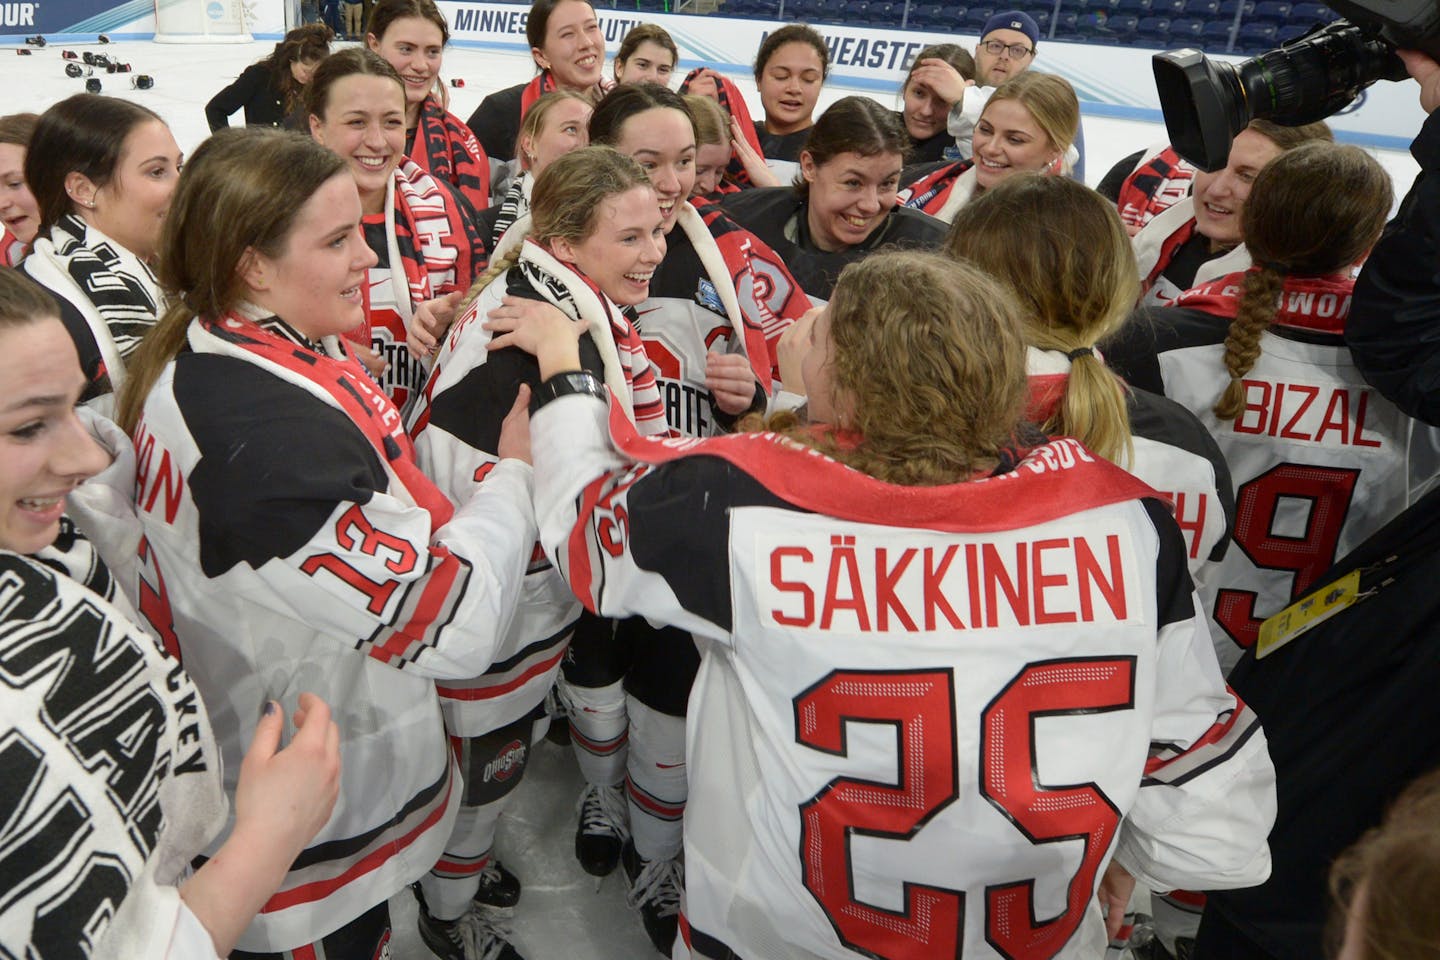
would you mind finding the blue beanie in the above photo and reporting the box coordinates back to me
[980,10,1040,47]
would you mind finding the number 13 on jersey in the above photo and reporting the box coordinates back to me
[793,658,1134,960]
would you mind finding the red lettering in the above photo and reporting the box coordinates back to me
[596,504,628,559]
[133,424,185,525]
[1354,391,1383,448]
[1279,384,1319,441]
[1313,389,1350,446]
[1268,382,1286,436]
[1170,491,1209,561]
[299,505,418,614]
[1234,380,1269,435]
[820,536,871,631]
[922,545,963,630]
[874,547,917,632]
[964,543,982,629]
[770,547,814,626]
[1076,534,1128,621]
[982,543,1029,628]
[1031,538,1075,624]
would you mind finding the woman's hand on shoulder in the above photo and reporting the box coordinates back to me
[485,295,587,378]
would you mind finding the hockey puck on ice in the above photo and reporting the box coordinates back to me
[86,78,101,93]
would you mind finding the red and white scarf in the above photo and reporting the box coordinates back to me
[1173,268,1356,335]
[897,160,976,222]
[519,70,613,119]
[198,308,455,528]
[679,67,768,191]
[410,93,491,212]
[1132,201,1250,306]
[1117,145,1197,234]
[512,238,670,436]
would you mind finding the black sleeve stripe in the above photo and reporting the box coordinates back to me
[1143,496,1199,631]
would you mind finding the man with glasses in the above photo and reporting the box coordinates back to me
[943,11,1040,158]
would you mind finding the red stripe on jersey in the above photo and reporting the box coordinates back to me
[290,945,318,960]
[369,547,464,662]
[566,474,609,611]
[437,646,566,700]
[1144,689,1248,776]
[261,772,454,912]
[679,912,693,949]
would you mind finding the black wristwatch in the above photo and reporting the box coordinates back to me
[531,370,605,413]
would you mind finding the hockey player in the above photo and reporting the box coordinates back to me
[946,174,1234,582]
[897,72,1078,223]
[475,90,592,251]
[113,127,538,960]
[0,267,342,960]
[465,0,612,171]
[1105,142,1440,675]
[0,113,39,266]
[492,248,1278,960]
[1130,119,1331,307]
[20,96,181,415]
[306,48,487,414]
[551,83,807,953]
[367,0,491,212]
[749,24,829,165]
[407,145,671,959]
[679,67,777,193]
[721,97,946,300]
[612,24,677,87]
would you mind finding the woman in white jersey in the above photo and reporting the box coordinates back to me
[1106,141,1440,674]
[490,248,1277,960]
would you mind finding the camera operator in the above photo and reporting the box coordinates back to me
[1345,50,1440,425]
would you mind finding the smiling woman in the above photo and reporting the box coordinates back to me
[19,95,180,415]
[111,126,539,960]
[367,0,491,210]
[464,0,612,166]
[721,96,946,299]
[306,47,488,413]
[0,112,39,266]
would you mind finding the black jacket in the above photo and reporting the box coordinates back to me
[1198,483,1440,959]
[719,186,946,299]
[205,62,288,131]
[1346,110,1440,426]
[465,82,525,163]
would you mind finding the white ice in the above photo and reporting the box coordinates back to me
[0,34,1424,959]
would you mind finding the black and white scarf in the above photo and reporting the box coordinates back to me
[24,214,163,401]
[488,172,532,250]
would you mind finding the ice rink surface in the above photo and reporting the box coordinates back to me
[0,33,1426,959]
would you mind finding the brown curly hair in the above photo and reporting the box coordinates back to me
[746,251,1029,486]
[1213,142,1391,420]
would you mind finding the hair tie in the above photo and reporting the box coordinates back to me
[1065,346,1093,361]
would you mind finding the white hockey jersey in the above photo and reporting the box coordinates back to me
[130,309,536,951]
[532,393,1277,960]
[0,547,226,960]
[1111,274,1440,673]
